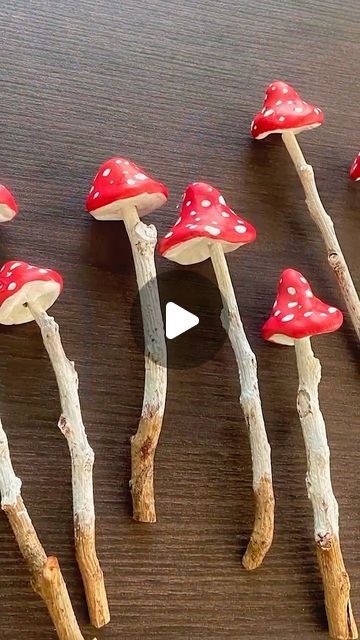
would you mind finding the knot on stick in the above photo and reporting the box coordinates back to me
[297,388,312,418]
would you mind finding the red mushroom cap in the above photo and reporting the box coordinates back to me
[251,81,324,140]
[0,260,63,325]
[158,182,256,265]
[86,157,168,220]
[0,185,18,222]
[350,153,360,181]
[262,268,343,345]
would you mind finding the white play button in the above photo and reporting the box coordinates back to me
[165,302,199,340]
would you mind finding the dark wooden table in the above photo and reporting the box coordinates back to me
[0,1,359,638]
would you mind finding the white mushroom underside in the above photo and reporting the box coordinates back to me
[90,192,167,220]
[254,122,321,140]
[0,281,61,325]
[268,333,295,346]
[163,236,244,265]
[0,204,16,223]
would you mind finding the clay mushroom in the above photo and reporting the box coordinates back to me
[0,419,92,640]
[350,153,360,181]
[262,268,357,640]
[86,157,168,524]
[159,182,274,570]
[0,184,18,222]
[0,260,109,629]
[251,81,360,342]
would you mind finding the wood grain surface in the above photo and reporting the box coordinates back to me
[0,1,359,638]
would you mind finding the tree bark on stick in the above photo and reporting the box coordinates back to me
[210,242,274,569]
[123,205,167,523]
[282,131,360,343]
[0,419,92,640]
[27,301,109,629]
[295,337,357,640]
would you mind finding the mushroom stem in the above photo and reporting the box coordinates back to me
[0,419,93,640]
[27,300,109,629]
[282,131,360,343]
[294,337,357,640]
[123,205,167,523]
[209,242,274,569]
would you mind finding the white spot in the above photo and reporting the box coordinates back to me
[189,225,197,230]
[204,225,221,236]
[282,314,294,322]
[271,85,276,91]
[283,87,289,93]
[279,116,286,122]
[294,107,303,113]
[287,287,296,295]
[186,201,191,206]
[305,289,313,298]
[93,192,99,199]
[264,109,274,117]
[174,218,181,226]
[288,301,298,308]
[250,119,255,129]
[103,168,111,177]
[185,224,193,228]
[211,221,218,225]
[237,219,243,225]
[304,311,313,317]
[90,186,94,194]
[235,225,247,234]
[116,159,122,164]
[8,282,16,291]
[208,188,213,192]
[190,210,197,216]
[221,211,230,217]
[127,179,136,185]
[219,195,226,205]
[265,93,268,100]
[10,262,21,270]
[288,100,293,104]
[275,100,282,106]
[314,108,321,115]
[39,269,48,274]
[253,125,257,130]
[320,313,327,317]
[135,173,147,180]
[165,232,173,238]
[201,200,211,207]
[110,180,114,184]
[300,276,307,284]
[328,307,337,314]
[273,300,277,308]
[124,161,130,165]
[195,217,201,222]
[274,310,281,317]
[356,177,360,182]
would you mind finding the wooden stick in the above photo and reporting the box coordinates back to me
[294,337,357,639]
[27,300,109,629]
[123,205,167,523]
[210,242,274,569]
[0,419,93,640]
[282,131,360,342]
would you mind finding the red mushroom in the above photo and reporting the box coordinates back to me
[0,420,91,640]
[350,152,360,181]
[159,182,274,571]
[0,260,109,629]
[0,185,18,222]
[86,157,168,524]
[263,269,357,640]
[251,81,360,343]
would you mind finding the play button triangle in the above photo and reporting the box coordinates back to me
[165,302,199,340]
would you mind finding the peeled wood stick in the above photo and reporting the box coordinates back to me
[27,300,109,629]
[210,242,274,569]
[282,131,360,342]
[0,419,93,640]
[295,337,357,640]
[123,205,167,523]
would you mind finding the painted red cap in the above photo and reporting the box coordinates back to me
[251,81,324,140]
[0,260,63,325]
[350,153,360,181]
[158,182,256,265]
[262,268,343,345]
[86,157,168,220]
[0,185,18,222]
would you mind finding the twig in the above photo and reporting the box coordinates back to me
[295,337,357,640]
[210,242,274,569]
[282,132,360,342]
[123,205,167,523]
[27,300,109,629]
[0,419,93,640]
